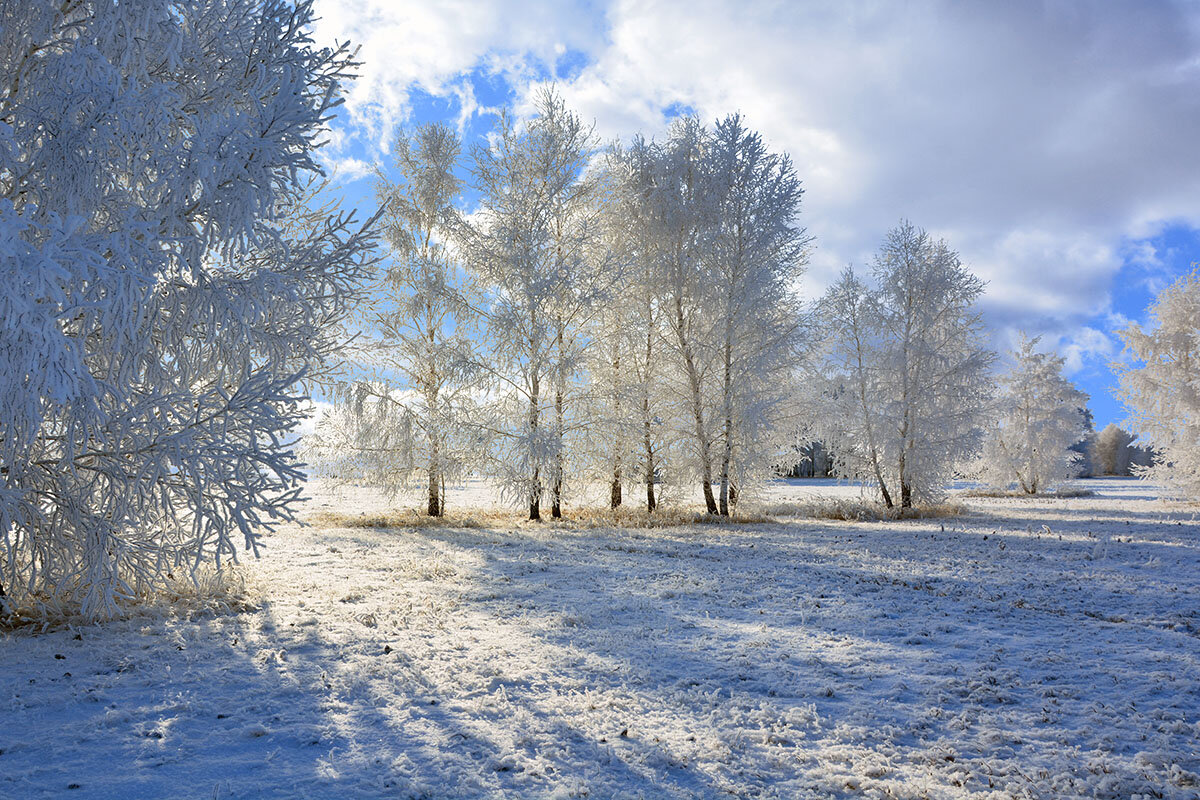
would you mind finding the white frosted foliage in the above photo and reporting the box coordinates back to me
[815,223,995,508]
[1116,270,1200,499]
[0,0,374,618]
[978,335,1089,493]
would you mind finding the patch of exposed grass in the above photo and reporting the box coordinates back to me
[0,566,258,633]
[755,498,967,522]
[307,509,490,529]
[960,487,1095,499]
[564,506,775,529]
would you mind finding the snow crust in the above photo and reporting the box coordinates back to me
[2,478,1197,798]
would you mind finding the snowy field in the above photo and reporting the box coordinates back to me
[2,478,1198,799]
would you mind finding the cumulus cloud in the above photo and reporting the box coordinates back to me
[310,0,607,149]
[1060,327,1117,375]
[309,0,1200,369]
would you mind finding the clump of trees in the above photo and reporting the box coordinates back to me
[317,96,1020,519]
[1115,269,1199,497]
[977,336,1089,493]
[0,0,377,619]
[812,223,995,508]
[1087,424,1153,477]
[317,92,812,519]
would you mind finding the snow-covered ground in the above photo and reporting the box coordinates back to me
[2,478,1198,799]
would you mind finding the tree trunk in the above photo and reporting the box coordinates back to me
[853,336,892,508]
[427,467,440,517]
[674,294,717,514]
[552,383,564,519]
[529,374,541,521]
[610,349,622,509]
[697,417,717,514]
[718,331,733,516]
[643,402,656,513]
[427,434,441,517]
[642,307,657,513]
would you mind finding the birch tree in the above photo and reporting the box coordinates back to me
[460,88,599,520]
[604,136,675,511]
[707,114,810,515]
[583,187,639,509]
[815,267,897,505]
[816,224,994,507]
[0,0,374,619]
[1116,270,1199,497]
[978,335,1089,493]
[310,123,478,516]
[649,118,723,513]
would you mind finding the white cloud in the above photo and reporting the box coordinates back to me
[295,399,335,440]
[319,156,375,183]
[1060,327,1116,376]
[310,0,606,151]
[311,0,1200,369]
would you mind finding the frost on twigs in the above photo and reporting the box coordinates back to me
[810,222,995,510]
[976,335,1090,494]
[0,0,377,620]
[1116,269,1200,500]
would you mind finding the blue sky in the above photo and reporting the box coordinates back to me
[309,0,1200,433]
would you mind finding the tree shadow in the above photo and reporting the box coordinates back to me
[430,514,1200,797]
[0,530,716,799]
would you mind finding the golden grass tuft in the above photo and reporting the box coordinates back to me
[0,565,259,633]
[561,506,775,529]
[754,498,967,522]
[306,509,491,529]
[960,487,1094,499]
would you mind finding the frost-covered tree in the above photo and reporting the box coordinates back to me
[816,223,994,507]
[1093,423,1130,477]
[459,88,601,520]
[1115,270,1198,497]
[0,0,374,618]
[582,189,640,509]
[641,118,724,513]
[813,267,895,502]
[1089,424,1154,477]
[601,116,810,516]
[310,123,478,516]
[978,336,1089,493]
[707,114,810,515]
[602,136,677,512]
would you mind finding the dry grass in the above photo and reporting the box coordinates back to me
[308,505,774,531]
[306,509,491,529]
[0,566,258,633]
[754,498,967,522]
[563,506,775,529]
[960,487,1095,499]
[308,500,965,530]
